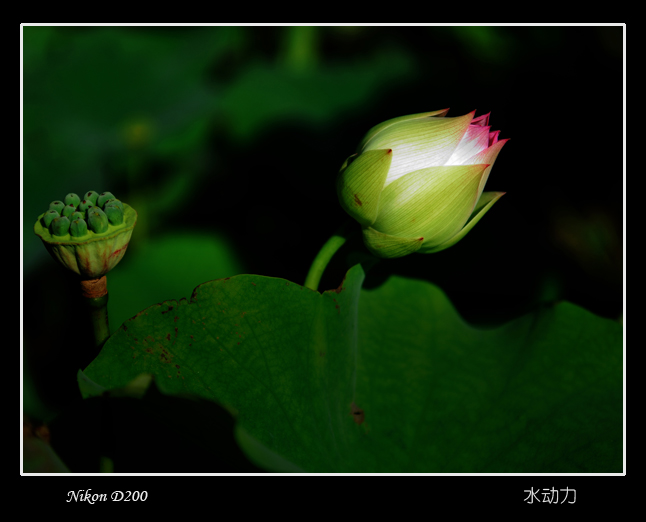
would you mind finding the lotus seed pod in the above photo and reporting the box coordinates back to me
[87,208,108,234]
[41,210,59,228]
[70,211,84,222]
[78,199,93,213]
[104,204,124,225]
[49,201,65,214]
[104,199,124,213]
[64,193,80,208]
[70,218,88,238]
[50,216,70,237]
[84,191,99,206]
[35,201,137,279]
[97,192,115,208]
[62,204,77,218]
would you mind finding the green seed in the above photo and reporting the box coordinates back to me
[70,211,84,222]
[50,216,71,237]
[62,204,77,218]
[97,192,115,208]
[104,199,124,213]
[78,199,94,213]
[42,210,59,228]
[88,208,108,234]
[84,191,99,206]
[104,205,124,225]
[49,201,65,214]
[70,218,88,237]
[64,193,80,208]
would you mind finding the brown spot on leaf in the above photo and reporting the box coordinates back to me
[354,194,362,206]
[174,316,178,322]
[166,333,171,341]
[351,402,364,425]
[175,365,180,369]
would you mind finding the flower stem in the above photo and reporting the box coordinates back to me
[80,276,110,350]
[304,221,355,292]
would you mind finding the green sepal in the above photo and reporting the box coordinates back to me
[41,210,59,228]
[49,201,65,214]
[64,193,80,208]
[50,216,71,237]
[104,205,124,225]
[84,191,99,206]
[97,192,115,208]
[418,191,505,254]
[337,149,392,227]
[88,208,109,234]
[372,164,487,246]
[362,226,424,259]
[70,218,89,238]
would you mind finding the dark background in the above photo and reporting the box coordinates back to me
[23,25,623,421]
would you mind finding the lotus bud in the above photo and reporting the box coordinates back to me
[104,204,124,226]
[78,199,94,213]
[104,199,124,213]
[50,216,70,237]
[64,193,80,208]
[337,109,508,258]
[62,204,77,218]
[97,192,115,208]
[49,201,65,214]
[87,208,108,234]
[41,210,59,228]
[35,190,137,279]
[70,218,88,238]
[84,191,99,206]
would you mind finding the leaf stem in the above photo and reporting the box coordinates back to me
[304,221,355,291]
